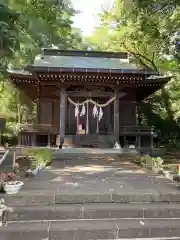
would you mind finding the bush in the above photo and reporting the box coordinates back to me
[140,155,163,168]
[27,148,52,167]
[152,157,163,168]
[141,155,152,166]
[164,164,179,174]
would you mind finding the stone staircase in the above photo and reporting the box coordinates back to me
[1,151,180,239]
[2,196,180,239]
[64,135,115,148]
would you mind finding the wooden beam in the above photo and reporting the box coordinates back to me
[114,91,120,142]
[66,91,114,98]
[40,82,62,88]
[58,90,126,98]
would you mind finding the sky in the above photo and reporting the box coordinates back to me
[71,0,113,36]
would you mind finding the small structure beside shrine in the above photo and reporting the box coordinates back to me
[8,49,171,148]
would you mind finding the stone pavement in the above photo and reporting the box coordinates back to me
[3,153,180,204]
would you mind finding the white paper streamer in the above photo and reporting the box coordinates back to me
[93,105,98,118]
[80,104,86,116]
[75,105,79,117]
[99,107,103,121]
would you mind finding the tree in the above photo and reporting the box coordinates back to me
[85,0,180,138]
[0,0,83,137]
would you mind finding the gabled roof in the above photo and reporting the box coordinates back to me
[23,48,157,75]
[7,49,172,101]
[33,49,136,70]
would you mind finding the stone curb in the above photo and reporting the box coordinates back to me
[0,150,10,166]
[2,191,180,206]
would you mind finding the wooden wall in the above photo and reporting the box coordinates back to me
[39,99,53,125]
[38,91,137,133]
[119,101,136,126]
[53,100,60,126]
[119,91,136,126]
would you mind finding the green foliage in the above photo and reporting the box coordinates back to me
[85,0,180,142]
[0,1,83,137]
[141,155,153,166]
[0,3,20,59]
[27,148,52,166]
[141,155,163,168]
[164,164,179,174]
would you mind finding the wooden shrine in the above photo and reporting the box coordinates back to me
[8,49,171,148]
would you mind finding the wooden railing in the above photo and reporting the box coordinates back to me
[20,124,52,133]
[20,124,153,136]
[119,126,152,135]
[120,125,152,132]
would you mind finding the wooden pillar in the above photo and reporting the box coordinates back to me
[123,136,127,147]
[17,133,21,146]
[114,91,120,142]
[59,88,66,147]
[150,134,153,148]
[106,104,110,134]
[31,133,36,146]
[137,136,141,148]
[47,133,51,147]
[37,81,41,123]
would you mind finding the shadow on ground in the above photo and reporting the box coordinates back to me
[13,153,179,195]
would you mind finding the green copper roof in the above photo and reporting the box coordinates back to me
[33,49,138,70]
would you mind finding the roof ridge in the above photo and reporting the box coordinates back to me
[42,48,129,59]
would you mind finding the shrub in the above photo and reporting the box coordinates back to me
[27,148,52,167]
[140,155,163,168]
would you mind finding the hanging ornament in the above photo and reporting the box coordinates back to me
[80,104,86,116]
[93,105,98,118]
[75,105,79,117]
[98,107,103,121]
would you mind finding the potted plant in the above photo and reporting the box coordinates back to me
[0,172,24,195]
[3,181,24,195]
[0,172,15,190]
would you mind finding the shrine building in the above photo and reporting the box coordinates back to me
[8,49,171,148]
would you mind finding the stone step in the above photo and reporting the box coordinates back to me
[4,203,180,221]
[1,219,180,240]
[3,191,180,205]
